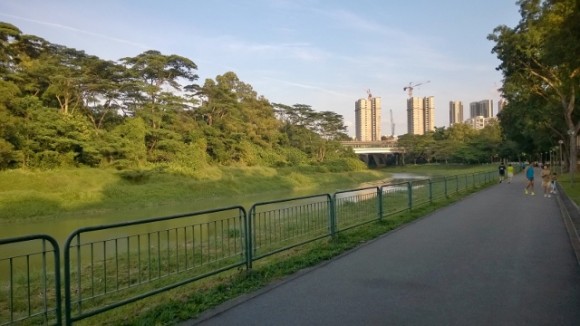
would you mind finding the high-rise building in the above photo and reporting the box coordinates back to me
[407,97,423,135]
[469,99,493,118]
[407,96,435,135]
[423,96,435,133]
[449,100,463,126]
[355,94,381,141]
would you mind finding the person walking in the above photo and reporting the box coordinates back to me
[506,163,514,183]
[550,172,558,194]
[525,163,535,195]
[498,162,506,183]
[541,164,552,198]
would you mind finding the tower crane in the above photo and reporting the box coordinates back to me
[403,80,430,98]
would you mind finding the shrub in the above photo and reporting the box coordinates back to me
[118,169,151,184]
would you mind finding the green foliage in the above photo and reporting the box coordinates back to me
[0,138,21,168]
[322,157,367,172]
[488,0,580,170]
[0,22,358,173]
[118,169,151,183]
[397,123,505,164]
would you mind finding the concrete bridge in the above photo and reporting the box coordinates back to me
[340,140,405,167]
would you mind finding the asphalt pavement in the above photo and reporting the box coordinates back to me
[186,169,580,326]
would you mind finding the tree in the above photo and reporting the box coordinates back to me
[120,50,200,159]
[397,133,434,164]
[489,0,580,172]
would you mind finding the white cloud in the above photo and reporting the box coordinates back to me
[0,13,150,50]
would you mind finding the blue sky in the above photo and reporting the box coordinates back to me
[0,0,521,137]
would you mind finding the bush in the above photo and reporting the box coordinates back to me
[29,151,76,169]
[317,158,367,173]
[0,139,22,169]
[118,169,151,184]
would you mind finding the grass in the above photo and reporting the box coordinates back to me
[0,166,387,222]
[557,172,580,205]
[0,164,492,222]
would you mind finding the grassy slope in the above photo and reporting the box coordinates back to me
[0,164,493,222]
[0,166,388,221]
[556,172,580,204]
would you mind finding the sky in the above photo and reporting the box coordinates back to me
[0,0,522,137]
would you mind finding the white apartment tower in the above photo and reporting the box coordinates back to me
[423,96,435,133]
[407,96,435,135]
[469,99,494,118]
[449,100,464,125]
[355,94,381,141]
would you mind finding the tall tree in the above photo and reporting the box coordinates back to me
[488,0,580,171]
[120,50,200,159]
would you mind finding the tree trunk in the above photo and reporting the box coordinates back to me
[570,134,577,173]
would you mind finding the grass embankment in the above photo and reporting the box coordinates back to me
[0,164,490,222]
[558,172,580,205]
[0,166,386,222]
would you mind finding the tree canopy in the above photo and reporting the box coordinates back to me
[0,22,360,172]
[488,0,580,171]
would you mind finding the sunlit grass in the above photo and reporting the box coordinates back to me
[556,172,580,205]
[0,165,495,222]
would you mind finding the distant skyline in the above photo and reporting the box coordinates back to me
[0,0,521,137]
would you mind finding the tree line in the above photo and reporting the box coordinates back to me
[396,122,511,164]
[0,22,361,172]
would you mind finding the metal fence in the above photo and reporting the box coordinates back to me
[0,235,61,326]
[63,206,247,324]
[0,169,500,325]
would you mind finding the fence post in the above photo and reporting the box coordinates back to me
[329,195,337,237]
[444,176,448,197]
[246,207,254,269]
[377,187,383,221]
[456,175,459,193]
[429,179,433,203]
[407,181,413,210]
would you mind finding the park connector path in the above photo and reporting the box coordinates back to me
[186,169,580,326]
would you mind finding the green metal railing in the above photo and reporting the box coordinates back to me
[0,235,61,326]
[0,169,502,325]
[247,194,332,268]
[63,206,246,324]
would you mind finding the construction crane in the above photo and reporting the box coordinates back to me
[389,109,395,137]
[403,80,430,98]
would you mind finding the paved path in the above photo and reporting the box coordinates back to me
[187,170,580,326]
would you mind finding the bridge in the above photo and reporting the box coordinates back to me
[340,140,405,167]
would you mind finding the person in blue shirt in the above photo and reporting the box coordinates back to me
[524,163,535,195]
